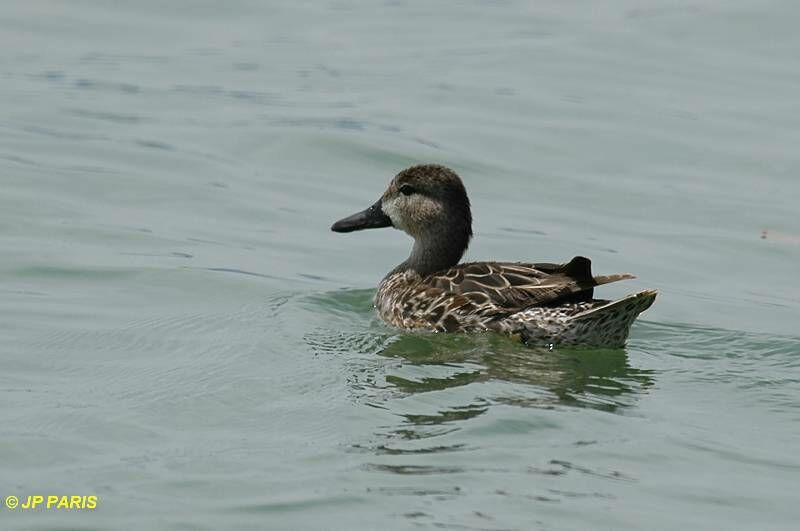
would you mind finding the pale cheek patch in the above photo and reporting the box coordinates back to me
[383,195,444,235]
[382,197,407,231]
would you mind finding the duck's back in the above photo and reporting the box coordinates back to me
[421,256,633,310]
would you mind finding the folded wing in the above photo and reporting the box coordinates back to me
[423,256,634,312]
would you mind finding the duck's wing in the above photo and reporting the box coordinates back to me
[423,256,634,311]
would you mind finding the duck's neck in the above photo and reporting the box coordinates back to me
[390,225,471,277]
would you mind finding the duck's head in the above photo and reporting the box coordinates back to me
[331,164,472,239]
[331,164,473,274]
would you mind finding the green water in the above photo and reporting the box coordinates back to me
[2,1,799,530]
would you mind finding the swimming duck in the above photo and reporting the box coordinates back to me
[331,164,656,348]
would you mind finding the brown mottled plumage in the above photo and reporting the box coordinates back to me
[331,164,656,348]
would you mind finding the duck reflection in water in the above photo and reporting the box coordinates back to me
[374,333,655,416]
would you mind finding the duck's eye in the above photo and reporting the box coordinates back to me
[399,184,415,196]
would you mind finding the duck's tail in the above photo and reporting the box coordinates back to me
[570,289,658,323]
[516,289,657,348]
[563,289,657,347]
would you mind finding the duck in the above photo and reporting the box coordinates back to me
[331,164,656,348]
